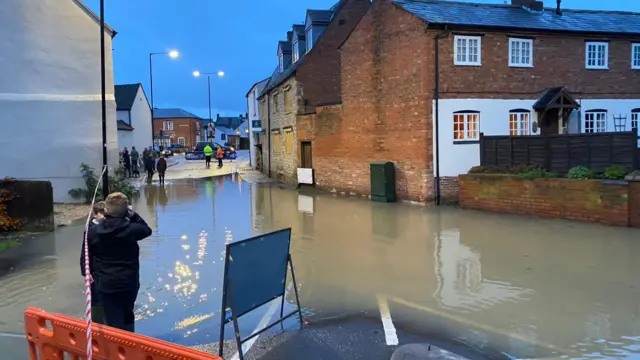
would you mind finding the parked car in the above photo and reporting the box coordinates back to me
[188,142,237,160]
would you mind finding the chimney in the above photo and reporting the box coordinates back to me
[530,1,543,10]
[556,0,562,15]
[510,0,533,6]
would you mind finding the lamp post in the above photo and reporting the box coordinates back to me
[193,70,224,139]
[149,50,179,145]
[99,0,109,197]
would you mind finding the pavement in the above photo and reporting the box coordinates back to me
[163,152,251,181]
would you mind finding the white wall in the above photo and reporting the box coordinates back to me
[238,120,249,138]
[434,99,640,177]
[118,130,133,151]
[0,0,118,203]
[129,86,152,151]
[247,88,260,167]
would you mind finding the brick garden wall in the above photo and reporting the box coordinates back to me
[459,174,630,226]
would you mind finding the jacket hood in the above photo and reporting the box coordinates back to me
[96,216,131,236]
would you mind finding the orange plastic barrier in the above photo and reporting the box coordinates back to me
[24,307,222,360]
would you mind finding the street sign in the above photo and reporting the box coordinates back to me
[251,120,261,128]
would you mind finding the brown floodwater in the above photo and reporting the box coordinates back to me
[1,175,640,359]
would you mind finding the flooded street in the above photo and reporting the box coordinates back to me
[2,174,640,359]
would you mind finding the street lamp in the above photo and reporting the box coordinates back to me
[149,50,179,112]
[193,70,224,138]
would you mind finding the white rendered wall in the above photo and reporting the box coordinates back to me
[434,99,640,178]
[0,0,118,203]
[118,130,134,151]
[130,86,153,151]
[247,88,260,167]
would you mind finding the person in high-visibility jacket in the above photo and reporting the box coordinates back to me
[203,144,213,169]
[216,146,224,168]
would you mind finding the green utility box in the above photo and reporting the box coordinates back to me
[370,161,397,203]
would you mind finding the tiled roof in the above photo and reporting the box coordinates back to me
[393,0,640,35]
[153,108,202,119]
[117,120,134,131]
[245,77,271,97]
[215,116,245,129]
[307,9,334,24]
[114,84,140,111]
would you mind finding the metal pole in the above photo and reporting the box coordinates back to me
[149,54,154,112]
[207,75,212,124]
[99,0,109,197]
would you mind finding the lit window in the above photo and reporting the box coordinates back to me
[509,110,530,135]
[632,109,640,133]
[585,42,608,69]
[454,36,481,66]
[178,137,185,146]
[293,40,299,63]
[632,44,640,69]
[163,121,173,131]
[509,38,533,67]
[584,110,607,133]
[453,111,480,141]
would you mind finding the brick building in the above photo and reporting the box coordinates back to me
[152,108,204,149]
[256,0,370,184]
[308,0,640,203]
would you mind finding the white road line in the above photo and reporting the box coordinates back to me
[377,294,399,346]
[230,299,280,360]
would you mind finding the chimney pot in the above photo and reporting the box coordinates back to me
[556,0,562,14]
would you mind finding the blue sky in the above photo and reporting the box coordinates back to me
[83,0,638,119]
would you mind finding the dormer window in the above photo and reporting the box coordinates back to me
[278,47,284,72]
[305,27,313,52]
[293,40,299,63]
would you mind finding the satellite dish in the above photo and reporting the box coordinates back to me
[532,121,538,133]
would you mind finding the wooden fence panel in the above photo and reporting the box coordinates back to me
[479,131,637,173]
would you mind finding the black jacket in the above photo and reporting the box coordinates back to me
[157,158,167,173]
[80,219,100,277]
[86,213,152,293]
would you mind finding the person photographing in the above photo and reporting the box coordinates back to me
[86,192,152,332]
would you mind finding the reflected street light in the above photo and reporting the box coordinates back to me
[193,70,224,139]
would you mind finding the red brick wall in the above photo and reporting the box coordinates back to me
[295,0,370,110]
[437,32,640,99]
[152,118,198,148]
[459,174,630,226]
[330,0,435,202]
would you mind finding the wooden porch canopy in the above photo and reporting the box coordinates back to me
[532,86,580,112]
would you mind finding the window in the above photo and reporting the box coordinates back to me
[632,109,640,132]
[284,128,294,155]
[272,131,281,154]
[509,110,530,135]
[585,42,608,69]
[260,100,267,119]
[272,94,279,113]
[278,54,284,72]
[284,90,293,113]
[305,28,313,52]
[178,137,185,146]
[454,36,481,66]
[221,134,227,141]
[163,121,173,131]
[584,110,607,133]
[632,44,640,69]
[293,40,299,63]
[509,38,533,67]
[453,111,480,141]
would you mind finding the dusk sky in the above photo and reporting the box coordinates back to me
[83,0,638,119]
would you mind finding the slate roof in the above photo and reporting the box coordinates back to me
[245,77,271,97]
[114,84,140,111]
[215,116,245,129]
[117,120,134,131]
[153,108,203,119]
[307,9,334,24]
[293,25,306,38]
[279,40,292,53]
[532,86,580,110]
[393,0,640,35]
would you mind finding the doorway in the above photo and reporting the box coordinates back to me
[300,141,312,168]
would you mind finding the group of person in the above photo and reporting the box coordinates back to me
[121,146,168,183]
[203,143,224,169]
[80,192,152,332]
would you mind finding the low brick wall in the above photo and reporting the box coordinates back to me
[459,174,630,226]
[1,179,54,232]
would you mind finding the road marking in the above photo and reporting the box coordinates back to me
[0,332,26,338]
[230,299,280,360]
[382,294,576,357]
[377,294,399,346]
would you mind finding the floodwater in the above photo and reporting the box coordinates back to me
[1,175,640,359]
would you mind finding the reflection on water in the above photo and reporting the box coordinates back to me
[1,176,640,359]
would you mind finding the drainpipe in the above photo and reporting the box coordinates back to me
[267,95,272,178]
[433,27,450,206]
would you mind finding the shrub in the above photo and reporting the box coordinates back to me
[508,165,545,174]
[468,165,509,174]
[517,168,557,180]
[567,166,593,179]
[69,163,139,203]
[0,179,22,232]
[603,166,628,180]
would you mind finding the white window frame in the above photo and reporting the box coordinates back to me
[585,42,609,70]
[178,137,185,146]
[631,109,640,133]
[292,40,299,63]
[453,111,480,142]
[508,38,533,67]
[278,53,284,72]
[632,43,640,70]
[163,120,173,131]
[305,28,313,52]
[453,35,482,66]
[584,110,607,133]
[509,111,531,135]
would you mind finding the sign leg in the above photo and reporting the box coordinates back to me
[288,254,304,327]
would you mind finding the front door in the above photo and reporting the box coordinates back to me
[300,141,312,168]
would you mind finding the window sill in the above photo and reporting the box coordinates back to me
[453,140,480,145]
[454,63,482,67]
[509,64,533,68]
[585,67,609,70]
